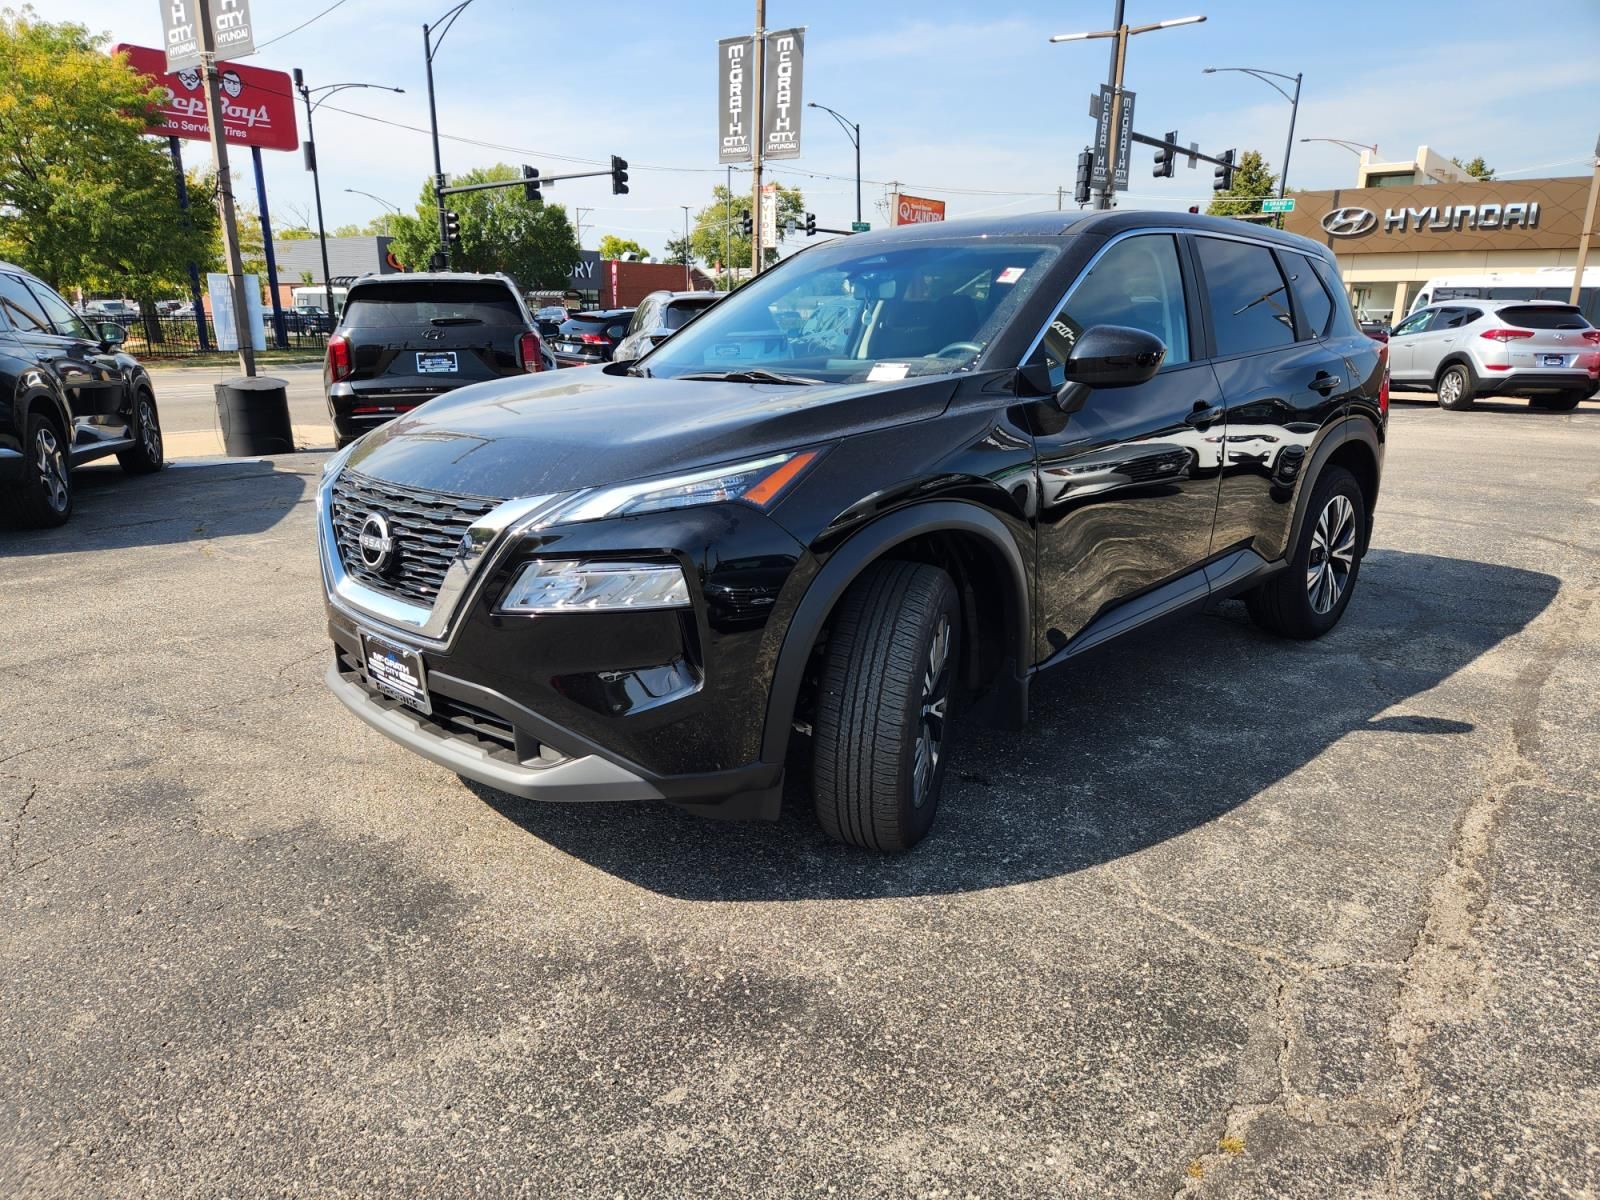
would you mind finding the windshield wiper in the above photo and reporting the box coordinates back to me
[677,368,821,385]
[430,316,484,326]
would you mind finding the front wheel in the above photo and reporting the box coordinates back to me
[1436,363,1475,411]
[10,413,72,528]
[117,390,165,474]
[812,560,961,852]
[1246,465,1366,639]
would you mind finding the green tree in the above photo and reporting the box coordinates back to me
[688,182,805,279]
[1206,150,1277,218]
[663,236,692,266]
[1451,155,1495,181]
[387,164,580,289]
[598,235,650,260]
[0,12,218,297]
[332,217,394,237]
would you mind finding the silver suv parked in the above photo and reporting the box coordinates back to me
[1388,299,1599,411]
[611,290,719,363]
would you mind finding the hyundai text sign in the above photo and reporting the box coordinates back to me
[160,0,256,72]
[1320,202,1540,238]
[761,28,804,161]
[116,44,298,152]
[1283,177,1586,253]
[892,193,947,226]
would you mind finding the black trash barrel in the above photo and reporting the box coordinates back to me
[214,376,294,456]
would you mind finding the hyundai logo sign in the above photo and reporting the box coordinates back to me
[1321,207,1378,237]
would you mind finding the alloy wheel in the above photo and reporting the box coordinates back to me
[1305,493,1356,615]
[139,398,162,461]
[35,425,69,513]
[1439,371,1462,404]
[912,615,952,808]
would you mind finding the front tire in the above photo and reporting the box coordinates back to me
[10,413,73,528]
[117,390,165,474]
[1436,362,1475,411]
[1246,465,1365,639]
[812,560,960,852]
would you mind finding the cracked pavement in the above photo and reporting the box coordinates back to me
[1,397,1597,1198]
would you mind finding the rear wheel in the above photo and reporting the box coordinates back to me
[1246,465,1365,639]
[10,413,72,528]
[1436,362,1475,411]
[812,560,960,853]
[117,390,164,473]
[1531,390,1585,412]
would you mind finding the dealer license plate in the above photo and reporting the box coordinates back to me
[1543,354,1566,367]
[360,631,432,715]
[416,351,458,374]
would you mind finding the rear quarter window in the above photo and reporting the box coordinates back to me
[343,281,525,329]
[665,299,716,330]
[1496,305,1590,330]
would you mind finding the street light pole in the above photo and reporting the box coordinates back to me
[344,188,402,236]
[424,1,477,269]
[1202,66,1303,227]
[294,76,405,323]
[681,205,692,289]
[808,102,862,224]
[1050,14,1207,212]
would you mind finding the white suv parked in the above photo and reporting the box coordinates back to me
[1388,299,1599,411]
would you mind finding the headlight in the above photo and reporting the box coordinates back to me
[540,449,821,525]
[499,560,691,614]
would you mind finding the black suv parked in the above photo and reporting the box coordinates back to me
[1,262,163,528]
[548,308,635,368]
[317,212,1386,851]
[324,273,549,448]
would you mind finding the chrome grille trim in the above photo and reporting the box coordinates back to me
[317,466,559,648]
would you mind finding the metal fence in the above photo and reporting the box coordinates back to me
[113,314,330,360]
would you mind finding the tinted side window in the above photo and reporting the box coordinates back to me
[26,280,93,340]
[1392,309,1434,337]
[1041,234,1191,384]
[1281,252,1333,340]
[0,273,51,333]
[1197,237,1294,356]
[1436,307,1479,329]
[666,299,716,330]
[1309,256,1362,337]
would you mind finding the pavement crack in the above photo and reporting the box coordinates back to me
[8,782,37,870]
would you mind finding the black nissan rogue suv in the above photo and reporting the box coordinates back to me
[1,261,164,528]
[317,212,1387,851]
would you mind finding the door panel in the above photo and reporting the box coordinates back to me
[21,278,125,422]
[1386,308,1435,380]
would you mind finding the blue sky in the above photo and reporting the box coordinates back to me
[57,0,1600,257]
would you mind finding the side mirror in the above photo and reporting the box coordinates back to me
[1060,324,1165,392]
[96,321,127,347]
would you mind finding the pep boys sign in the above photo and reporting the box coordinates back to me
[114,43,299,152]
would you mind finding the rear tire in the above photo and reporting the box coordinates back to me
[812,560,960,853]
[1436,362,1475,411]
[117,389,165,474]
[10,413,73,528]
[1246,465,1365,640]
[1531,390,1585,412]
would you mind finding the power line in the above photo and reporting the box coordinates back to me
[254,0,353,51]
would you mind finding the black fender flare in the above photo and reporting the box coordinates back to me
[14,379,71,445]
[759,500,1031,764]
[1286,414,1382,554]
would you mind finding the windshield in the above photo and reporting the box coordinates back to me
[642,239,1058,383]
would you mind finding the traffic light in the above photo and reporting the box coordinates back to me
[739,209,752,237]
[1073,147,1093,206]
[522,164,541,203]
[1213,148,1236,194]
[444,211,461,243]
[1153,131,1177,179]
[610,154,629,195]
[804,211,817,237]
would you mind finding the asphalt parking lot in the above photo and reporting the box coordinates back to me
[2,398,1597,1198]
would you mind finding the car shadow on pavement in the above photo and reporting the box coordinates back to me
[468,549,1559,901]
[1,458,310,553]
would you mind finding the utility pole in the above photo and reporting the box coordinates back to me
[574,206,593,247]
[196,0,254,375]
[681,205,692,289]
[725,165,732,290]
[1571,133,1600,306]
[750,0,765,273]
[1096,0,1125,212]
[1057,185,1065,210]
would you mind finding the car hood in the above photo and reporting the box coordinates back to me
[341,368,960,500]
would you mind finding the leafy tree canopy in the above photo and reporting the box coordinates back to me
[0,9,218,296]
[387,164,580,290]
[1206,150,1278,218]
[598,235,649,260]
[1451,155,1495,181]
[689,182,805,276]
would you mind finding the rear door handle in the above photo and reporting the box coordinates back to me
[1185,405,1224,427]
[1309,372,1343,395]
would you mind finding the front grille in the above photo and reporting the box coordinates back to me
[330,469,502,606]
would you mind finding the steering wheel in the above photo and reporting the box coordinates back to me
[933,341,982,359]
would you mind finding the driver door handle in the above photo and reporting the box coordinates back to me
[1184,404,1224,428]
[1309,372,1343,395]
